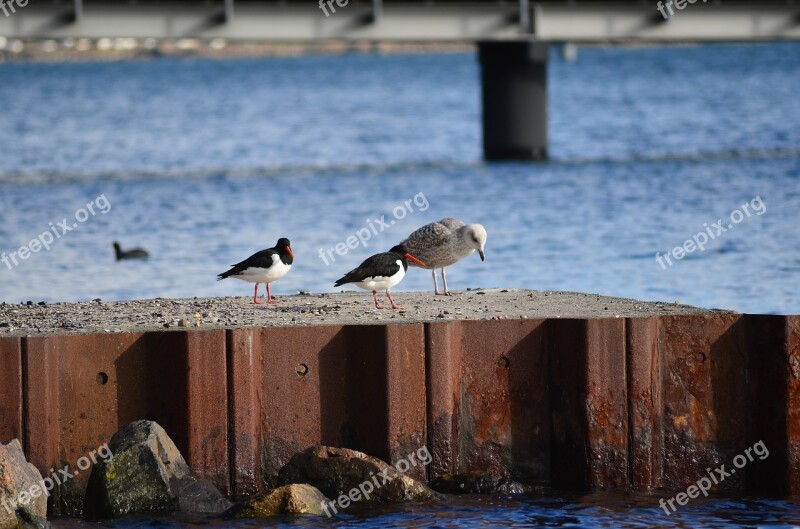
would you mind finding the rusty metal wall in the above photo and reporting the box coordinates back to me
[627,317,662,490]
[426,319,549,482]
[0,313,798,514]
[0,337,22,445]
[1,331,231,514]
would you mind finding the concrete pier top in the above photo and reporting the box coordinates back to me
[0,289,728,336]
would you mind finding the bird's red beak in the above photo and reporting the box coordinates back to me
[405,253,425,267]
[286,246,294,259]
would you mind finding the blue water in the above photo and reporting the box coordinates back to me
[2,42,800,528]
[50,492,800,528]
[0,43,799,313]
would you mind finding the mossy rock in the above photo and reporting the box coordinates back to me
[278,446,436,504]
[228,484,329,518]
[83,420,231,519]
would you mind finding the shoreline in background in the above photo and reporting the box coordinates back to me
[0,38,475,63]
[0,37,732,64]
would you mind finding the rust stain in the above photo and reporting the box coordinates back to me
[0,337,23,444]
[3,312,799,508]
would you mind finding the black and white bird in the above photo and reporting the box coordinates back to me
[334,244,425,310]
[113,241,149,261]
[217,238,294,304]
[399,218,487,295]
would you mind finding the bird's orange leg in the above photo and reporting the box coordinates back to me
[253,283,264,304]
[266,283,275,303]
[372,290,384,309]
[386,290,402,310]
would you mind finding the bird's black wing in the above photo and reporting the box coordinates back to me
[217,249,276,280]
[334,252,402,286]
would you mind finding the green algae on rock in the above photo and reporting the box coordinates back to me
[278,446,436,504]
[83,421,231,519]
[227,484,329,518]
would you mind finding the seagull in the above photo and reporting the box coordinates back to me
[334,244,425,310]
[399,218,487,295]
[217,238,294,304]
[112,241,149,260]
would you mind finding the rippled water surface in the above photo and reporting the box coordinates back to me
[0,43,799,313]
[49,492,800,528]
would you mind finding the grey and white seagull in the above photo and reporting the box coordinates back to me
[400,218,487,295]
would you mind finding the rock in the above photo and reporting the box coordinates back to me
[0,439,50,529]
[12,509,49,529]
[169,474,232,514]
[428,472,527,495]
[83,420,231,519]
[227,484,329,518]
[278,446,435,504]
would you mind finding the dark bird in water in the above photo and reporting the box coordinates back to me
[113,241,150,261]
[334,244,425,310]
[217,238,294,304]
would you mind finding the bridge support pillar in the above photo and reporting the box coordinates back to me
[478,41,549,161]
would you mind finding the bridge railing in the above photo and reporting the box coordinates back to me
[0,1,798,41]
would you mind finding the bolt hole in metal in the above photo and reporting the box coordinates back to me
[97,372,109,384]
[498,356,510,368]
[695,352,707,363]
[296,363,309,376]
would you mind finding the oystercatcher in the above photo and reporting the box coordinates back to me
[333,244,425,310]
[399,218,487,295]
[113,241,150,260]
[217,238,294,304]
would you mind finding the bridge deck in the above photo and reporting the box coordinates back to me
[1,1,799,42]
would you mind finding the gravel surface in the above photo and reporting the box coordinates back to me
[0,289,731,337]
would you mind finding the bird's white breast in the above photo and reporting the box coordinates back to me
[354,260,405,291]
[263,254,292,282]
[233,254,291,283]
